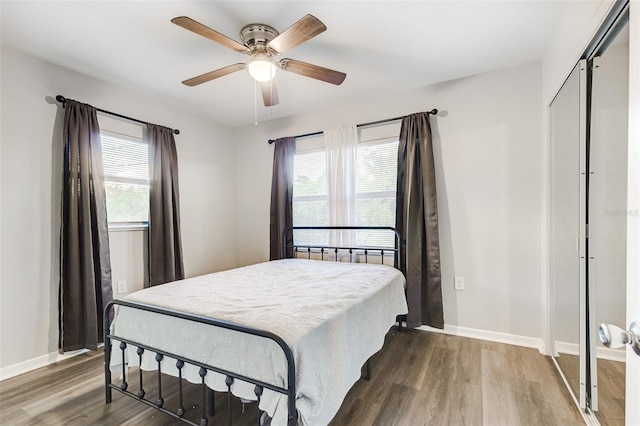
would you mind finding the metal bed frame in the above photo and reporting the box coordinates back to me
[282,226,400,265]
[104,226,402,425]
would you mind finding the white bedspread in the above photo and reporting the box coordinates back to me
[109,259,407,425]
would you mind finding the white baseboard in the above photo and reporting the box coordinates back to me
[0,348,88,382]
[554,340,626,363]
[416,324,547,354]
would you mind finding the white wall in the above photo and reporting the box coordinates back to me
[109,229,148,297]
[0,47,236,372]
[233,62,544,341]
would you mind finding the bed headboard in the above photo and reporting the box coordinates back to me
[282,226,400,266]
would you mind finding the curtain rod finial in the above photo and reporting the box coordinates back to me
[429,109,438,116]
[56,95,66,104]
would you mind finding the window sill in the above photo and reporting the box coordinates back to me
[108,223,148,232]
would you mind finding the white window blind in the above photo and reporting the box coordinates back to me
[292,149,328,246]
[101,133,149,223]
[355,138,398,247]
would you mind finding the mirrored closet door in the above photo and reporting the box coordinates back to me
[549,4,629,424]
[588,11,629,425]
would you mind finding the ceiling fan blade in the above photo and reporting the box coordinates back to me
[171,16,249,53]
[280,59,346,85]
[268,14,326,54]
[260,81,279,106]
[182,63,246,87]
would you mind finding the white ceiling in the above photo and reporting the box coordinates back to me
[1,1,564,128]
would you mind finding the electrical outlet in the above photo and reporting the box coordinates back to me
[117,280,127,294]
[454,276,465,291]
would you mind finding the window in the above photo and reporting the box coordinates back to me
[101,132,149,224]
[292,125,399,248]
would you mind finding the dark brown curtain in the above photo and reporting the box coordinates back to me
[395,112,444,329]
[60,100,113,352]
[148,124,184,286]
[269,137,296,260]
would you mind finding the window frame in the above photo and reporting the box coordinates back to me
[291,126,399,248]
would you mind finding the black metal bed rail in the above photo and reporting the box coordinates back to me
[282,226,400,266]
[104,299,298,426]
[291,245,394,264]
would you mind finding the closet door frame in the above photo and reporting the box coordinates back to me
[548,58,589,411]
[586,54,600,413]
[577,58,589,411]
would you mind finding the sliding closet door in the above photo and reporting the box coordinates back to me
[549,60,588,408]
[588,13,629,422]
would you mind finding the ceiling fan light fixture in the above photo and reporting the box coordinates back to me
[247,53,277,82]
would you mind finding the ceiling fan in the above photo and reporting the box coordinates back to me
[171,14,347,107]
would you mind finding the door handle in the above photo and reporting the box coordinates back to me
[599,321,640,356]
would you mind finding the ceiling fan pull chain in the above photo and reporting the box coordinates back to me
[254,79,258,125]
[270,80,273,118]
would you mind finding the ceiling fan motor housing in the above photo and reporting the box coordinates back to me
[240,24,279,53]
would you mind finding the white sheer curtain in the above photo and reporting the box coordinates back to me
[325,126,357,255]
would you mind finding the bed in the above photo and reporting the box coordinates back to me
[105,226,408,426]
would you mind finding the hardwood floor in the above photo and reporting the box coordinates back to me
[0,330,583,425]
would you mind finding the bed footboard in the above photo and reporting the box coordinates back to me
[104,300,298,426]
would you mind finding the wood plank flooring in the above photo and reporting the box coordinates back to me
[0,329,584,425]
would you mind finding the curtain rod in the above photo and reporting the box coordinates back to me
[55,95,180,135]
[267,108,438,144]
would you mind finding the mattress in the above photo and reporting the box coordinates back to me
[109,258,408,425]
